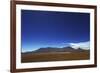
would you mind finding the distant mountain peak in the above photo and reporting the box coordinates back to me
[31,46,87,53]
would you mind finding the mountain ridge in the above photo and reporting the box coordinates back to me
[22,46,89,54]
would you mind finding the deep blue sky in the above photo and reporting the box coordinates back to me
[21,10,90,52]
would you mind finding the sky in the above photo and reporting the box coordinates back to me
[21,10,90,52]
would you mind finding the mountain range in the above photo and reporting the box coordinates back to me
[22,46,89,54]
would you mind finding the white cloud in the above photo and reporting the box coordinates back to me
[69,41,90,50]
